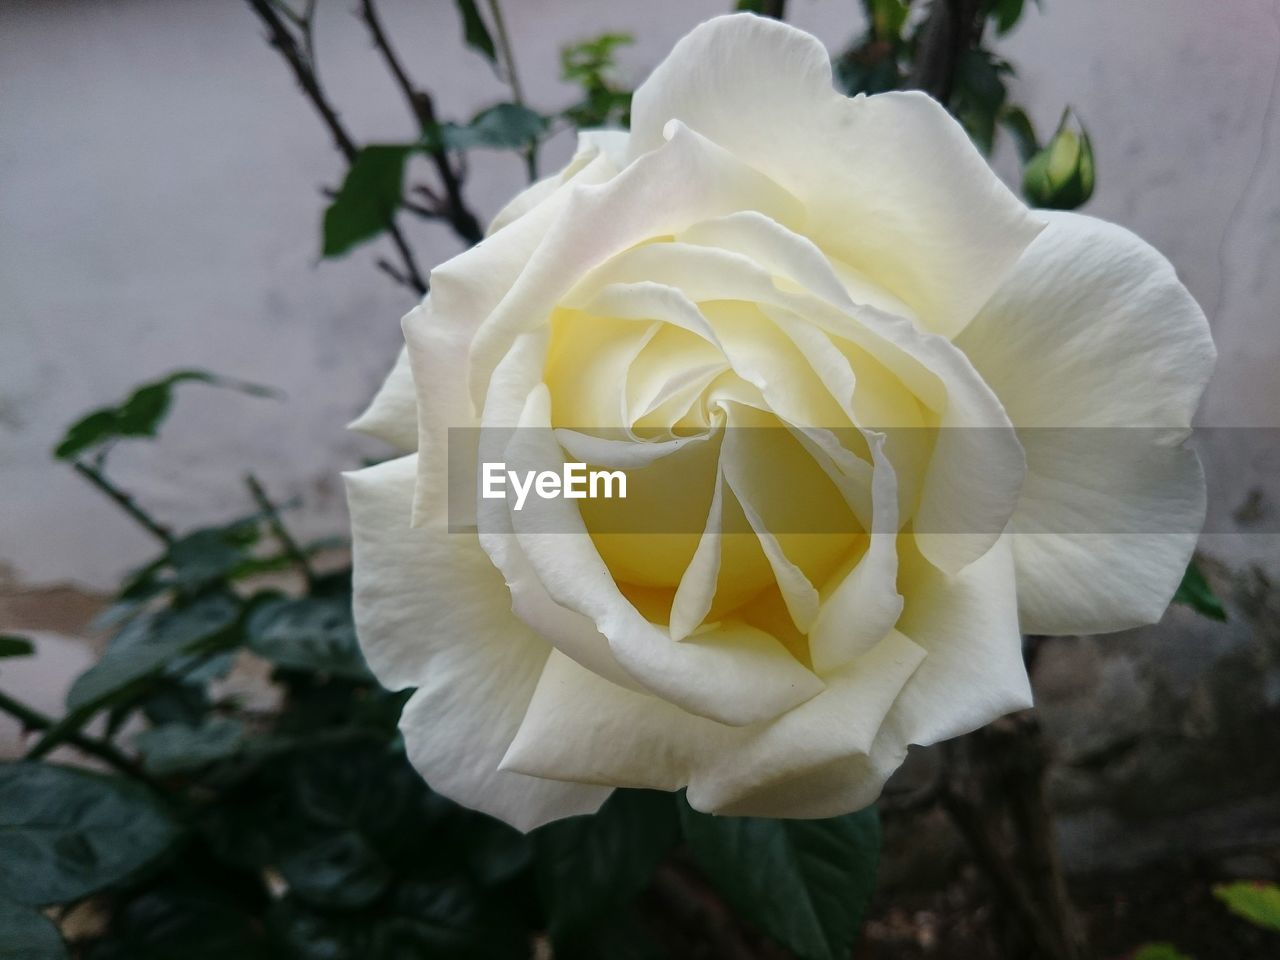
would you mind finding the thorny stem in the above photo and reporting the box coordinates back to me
[245,0,430,293]
[357,0,484,245]
[73,459,174,546]
[244,473,317,588]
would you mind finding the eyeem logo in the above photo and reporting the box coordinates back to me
[481,462,627,511]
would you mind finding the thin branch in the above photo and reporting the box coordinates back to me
[0,688,151,784]
[486,0,525,104]
[250,0,355,161]
[245,0,429,292]
[485,0,539,181]
[244,474,317,588]
[73,460,174,547]
[357,0,483,244]
[939,783,1073,960]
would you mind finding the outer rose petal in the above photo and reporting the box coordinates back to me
[956,212,1215,634]
[349,344,418,451]
[344,455,610,830]
[628,14,1042,337]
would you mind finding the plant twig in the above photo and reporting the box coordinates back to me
[245,0,429,293]
[0,688,151,784]
[485,0,538,181]
[244,474,317,588]
[356,0,483,244]
[73,460,174,546]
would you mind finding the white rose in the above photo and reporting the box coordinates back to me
[345,14,1214,830]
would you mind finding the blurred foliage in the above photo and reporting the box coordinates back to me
[1174,559,1228,622]
[1131,945,1194,960]
[560,33,635,129]
[1130,882,1280,958]
[834,0,1098,211]
[1214,881,1280,933]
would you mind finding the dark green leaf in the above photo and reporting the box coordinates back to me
[992,0,1027,35]
[560,33,633,129]
[680,801,882,960]
[377,881,526,959]
[134,717,247,776]
[246,594,368,678]
[67,591,241,712]
[321,145,412,258]
[454,0,496,65]
[54,371,277,460]
[864,0,910,41]
[0,634,34,660]
[1213,881,1280,932]
[0,763,180,907]
[536,789,678,942]
[1174,559,1227,622]
[735,0,768,11]
[465,816,534,888]
[0,896,68,960]
[999,104,1040,163]
[278,831,391,909]
[951,48,1009,155]
[436,103,549,152]
[1131,944,1194,960]
[86,878,269,960]
[122,516,264,599]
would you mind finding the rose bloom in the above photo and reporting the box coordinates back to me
[345,14,1214,829]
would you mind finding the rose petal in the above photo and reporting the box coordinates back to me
[344,454,610,830]
[955,211,1215,633]
[628,14,1042,336]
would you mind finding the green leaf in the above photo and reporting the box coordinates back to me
[863,0,910,41]
[85,878,269,960]
[680,802,882,960]
[54,371,277,460]
[992,0,1027,34]
[246,595,368,678]
[436,103,549,152]
[535,789,678,942]
[67,591,241,712]
[122,516,264,599]
[1131,944,1194,960]
[321,144,412,258]
[0,763,180,907]
[0,634,34,660]
[560,33,633,129]
[951,48,1010,155]
[0,897,68,960]
[134,717,247,776]
[999,104,1040,163]
[454,0,496,65]
[1213,881,1280,932]
[278,831,391,910]
[735,0,768,11]
[1174,559,1227,622]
